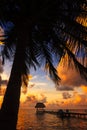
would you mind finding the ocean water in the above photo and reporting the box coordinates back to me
[17,109,87,130]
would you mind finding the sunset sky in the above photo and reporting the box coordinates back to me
[0,17,87,110]
[0,18,87,109]
[0,58,87,110]
[0,0,87,112]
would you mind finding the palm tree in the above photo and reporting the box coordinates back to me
[0,0,87,129]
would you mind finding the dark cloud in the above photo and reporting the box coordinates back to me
[62,92,72,99]
[0,59,3,73]
[0,80,8,86]
[62,68,87,87]
[56,85,74,91]
[0,76,7,96]
[0,76,8,86]
[0,59,7,86]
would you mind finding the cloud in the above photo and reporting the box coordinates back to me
[29,81,47,88]
[21,87,28,94]
[60,92,87,109]
[0,59,8,86]
[34,82,47,86]
[46,102,59,109]
[56,64,87,91]
[0,86,6,96]
[28,74,33,80]
[20,92,47,109]
[31,75,37,80]
[0,26,5,42]
[26,95,37,103]
[0,59,3,73]
[20,90,47,104]
[29,84,35,88]
[38,94,47,103]
[25,93,47,104]
[72,94,87,108]
[81,85,87,94]
[62,92,72,99]
[0,76,8,86]
[0,79,8,86]
[20,93,38,108]
[56,85,74,91]
[46,89,87,109]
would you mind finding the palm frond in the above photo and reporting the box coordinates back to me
[41,43,60,84]
[0,0,87,86]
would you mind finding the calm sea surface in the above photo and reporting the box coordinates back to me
[17,109,87,130]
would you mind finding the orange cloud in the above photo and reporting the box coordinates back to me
[0,86,6,96]
[28,75,32,80]
[56,64,87,91]
[0,96,3,108]
[81,85,87,94]
[73,95,81,104]
[0,86,6,108]
[0,26,5,44]
[46,90,87,109]
[63,93,87,109]
[20,88,47,105]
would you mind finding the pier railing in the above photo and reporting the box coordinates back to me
[45,110,87,119]
[63,112,87,119]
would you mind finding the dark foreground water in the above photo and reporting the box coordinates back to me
[17,109,87,130]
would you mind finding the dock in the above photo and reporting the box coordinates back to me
[45,110,58,115]
[63,112,87,119]
[45,110,87,119]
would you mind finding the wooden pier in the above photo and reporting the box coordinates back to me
[45,110,87,119]
[45,110,58,115]
[63,112,87,119]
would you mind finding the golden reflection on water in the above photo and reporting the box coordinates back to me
[17,108,62,130]
[17,108,87,130]
[17,109,25,130]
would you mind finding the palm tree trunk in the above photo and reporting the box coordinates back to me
[0,45,23,130]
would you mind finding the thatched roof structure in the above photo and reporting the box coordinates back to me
[35,102,46,108]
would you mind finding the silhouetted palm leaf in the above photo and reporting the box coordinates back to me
[0,0,87,85]
[0,0,87,83]
[0,1,87,129]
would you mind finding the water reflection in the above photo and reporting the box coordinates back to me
[17,109,87,130]
[61,118,71,130]
[36,113,45,121]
